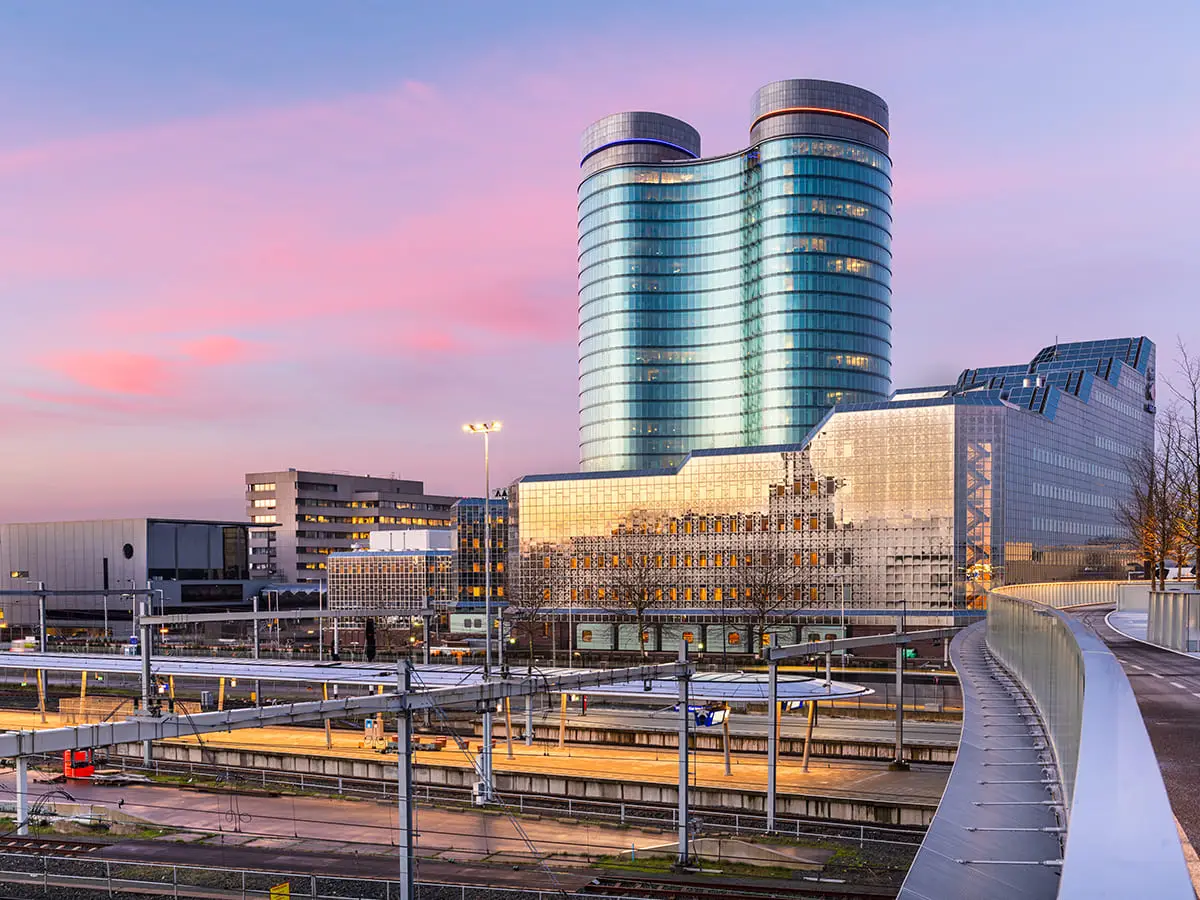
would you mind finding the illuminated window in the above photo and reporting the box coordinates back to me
[543,556,551,570]
[810,552,820,566]
[251,515,277,524]
[793,517,802,531]
[810,517,820,531]
[810,587,820,602]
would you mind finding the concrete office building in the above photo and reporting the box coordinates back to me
[245,469,457,583]
[579,79,892,471]
[510,338,1155,653]
[0,518,261,638]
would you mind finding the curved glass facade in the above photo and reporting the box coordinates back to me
[579,80,892,472]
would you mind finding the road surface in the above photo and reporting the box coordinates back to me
[1077,608,1200,849]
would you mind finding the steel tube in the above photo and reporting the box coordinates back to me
[767,660,778,832]
[677,639,689,866]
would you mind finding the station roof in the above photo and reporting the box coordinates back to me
[0,653,870,700]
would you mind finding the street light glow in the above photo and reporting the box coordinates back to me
[462,422,502,434]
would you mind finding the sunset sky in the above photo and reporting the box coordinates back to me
[2,1,1197,522]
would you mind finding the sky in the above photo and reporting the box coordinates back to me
[1,1,1197,522]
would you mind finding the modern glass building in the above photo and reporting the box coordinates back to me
[452,497,508,612]
[511,338,1155,651]
[579,80,893,472]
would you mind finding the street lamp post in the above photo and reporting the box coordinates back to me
[463,421,501,802]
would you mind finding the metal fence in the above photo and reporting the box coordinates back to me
[986,585,1193,898]
[0,850,640,899]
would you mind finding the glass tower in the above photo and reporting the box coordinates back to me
[578,80,893,472]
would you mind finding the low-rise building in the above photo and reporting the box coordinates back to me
[0,517,263,639]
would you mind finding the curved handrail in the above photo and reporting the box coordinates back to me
[987,587,1192,898]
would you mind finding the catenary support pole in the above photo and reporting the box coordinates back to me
[423,612,431,667]
[323,683,333,749]
[558,692,567,748]
[824,651,831,686]
[802,700,817,772]
[252,594,261,708]
[722,711,732,777]
[767,660,778,833]
[37,583,46,653]
[895,617,904,766]
[505,697,514,759]
[80,670,87,701]
[396,661,415,900]
[139,599,154,766]
[35,670,46,724]
[677,638,689,867]
[525,694,534,747]
[15,757,28,836]
[217,677,225,712]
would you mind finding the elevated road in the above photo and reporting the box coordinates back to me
[1077,608,1200,851]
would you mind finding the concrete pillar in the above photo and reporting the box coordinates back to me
[524,694,534,747]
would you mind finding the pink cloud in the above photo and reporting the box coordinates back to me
[181,335,253,365]
[44,351,179,397]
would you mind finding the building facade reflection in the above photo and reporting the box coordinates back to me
[511,338,1155,650]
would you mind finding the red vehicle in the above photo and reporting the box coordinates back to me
[63,749,95,779]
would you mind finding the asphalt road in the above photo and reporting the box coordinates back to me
[1077,609,1200,848]
[542,708,961,746]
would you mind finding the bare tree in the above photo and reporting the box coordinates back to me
[1170,340,1200,588]
[507,544,561,673]
[1119,411,1186,590]
[593,520,663,658]
[735,516,805,654]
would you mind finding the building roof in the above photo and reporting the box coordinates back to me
[514,336,1153,486]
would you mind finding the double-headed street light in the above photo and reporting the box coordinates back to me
[463,421,501,802]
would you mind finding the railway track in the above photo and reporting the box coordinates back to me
[0,836,102,857]
[583,874,896,899]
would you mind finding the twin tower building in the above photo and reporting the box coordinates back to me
[578,79,892,472]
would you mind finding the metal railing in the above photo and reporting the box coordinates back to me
[986,584,1192,898]
[0,849,640,899]
[988,579,1147,611]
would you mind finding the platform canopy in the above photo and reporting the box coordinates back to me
[0,654,869,700]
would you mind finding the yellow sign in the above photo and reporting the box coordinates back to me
[269,884,290,899]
